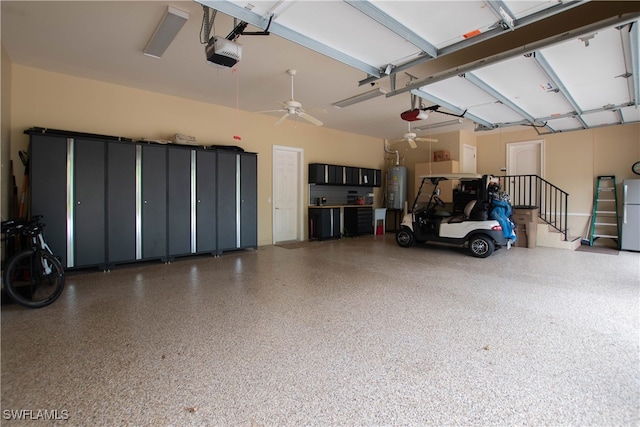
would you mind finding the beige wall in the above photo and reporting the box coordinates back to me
[475,124,640,238]
[7,64,384,246]
[1,45,12,223]
[393,123,638,240]
[5,63,640,245]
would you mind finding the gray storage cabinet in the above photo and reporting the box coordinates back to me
[74,138,106,267]
[30,135,106,268]
[216,150,257,254]
[196,150,217,254]
[168,147,191,258]
[107,142,136,265]
[30,135,69,266]
[28,128,255,269]
[141,144,167,261]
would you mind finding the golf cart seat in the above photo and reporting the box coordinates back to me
[433,210,453,218]
[446,200,477,223]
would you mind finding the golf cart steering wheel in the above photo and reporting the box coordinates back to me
[433,196,445,208]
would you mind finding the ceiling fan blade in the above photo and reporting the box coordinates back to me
[257,109,287,114]
[415,137,438,143]
[298,112,323,126]
[407,138,418,149]
[275,112,290,126]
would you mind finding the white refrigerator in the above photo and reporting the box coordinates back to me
[622,179,640,251]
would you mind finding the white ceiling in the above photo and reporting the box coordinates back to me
[2,1,639,141]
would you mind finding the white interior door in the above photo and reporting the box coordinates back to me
[507,140,543,176]
[506,139,544,207]
[273,146,302,243]
[462,144,477,173]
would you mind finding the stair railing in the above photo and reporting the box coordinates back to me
[497,175,569,241]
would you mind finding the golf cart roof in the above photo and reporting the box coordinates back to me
[418,173,483,182]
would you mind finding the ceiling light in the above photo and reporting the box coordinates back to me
[414,119,463,131]
[332,88,387,109]
[144,6,189,58]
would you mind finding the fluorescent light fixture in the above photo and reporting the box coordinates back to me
[414,118,463,131]
[332,87,387,109]
[144,6,189,58]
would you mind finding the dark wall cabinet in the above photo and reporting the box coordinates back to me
[309,163,381,187]
[28,129,257,269]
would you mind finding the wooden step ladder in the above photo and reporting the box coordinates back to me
[589,175,620,249]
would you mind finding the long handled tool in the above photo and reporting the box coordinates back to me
[18,150,29,218]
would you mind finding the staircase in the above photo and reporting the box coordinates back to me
[497,175,580,250]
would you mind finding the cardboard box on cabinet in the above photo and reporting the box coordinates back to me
[433,150,451,162]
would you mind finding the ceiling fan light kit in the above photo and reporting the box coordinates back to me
[262,69,323,127]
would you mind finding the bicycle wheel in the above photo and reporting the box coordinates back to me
[4,250,65,308]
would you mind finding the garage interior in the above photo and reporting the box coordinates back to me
[1,1,639,425]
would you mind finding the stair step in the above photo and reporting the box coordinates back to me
[595,222,617,226]
[593,234,619,238]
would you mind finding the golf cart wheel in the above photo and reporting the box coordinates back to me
[469,235,495,258]
[396,228,415,248]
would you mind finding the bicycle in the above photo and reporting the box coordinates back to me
[2,215,65,308]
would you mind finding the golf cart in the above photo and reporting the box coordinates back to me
[395,174,516,258]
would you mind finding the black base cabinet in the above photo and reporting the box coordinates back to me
[344,207,373,236]
[309,208,340,240]
[27,128,257,269]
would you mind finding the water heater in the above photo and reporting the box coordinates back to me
[386,166,407,210]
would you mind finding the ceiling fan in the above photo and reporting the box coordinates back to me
[390,122,437,149]
[261,69,323,127]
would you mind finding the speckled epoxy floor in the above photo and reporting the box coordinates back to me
[2,236,639,426]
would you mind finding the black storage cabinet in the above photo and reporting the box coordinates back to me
[344,207,373,236]
[141,144,167,261]
[216,150,258,254]
[309,208,340,240]
[196,150,217,254]
[30,134,107,268]
[309,163,382,187]
[107,142,137,265]
[27,128,257,269]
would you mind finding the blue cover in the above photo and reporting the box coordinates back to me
[490,199,517,241]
